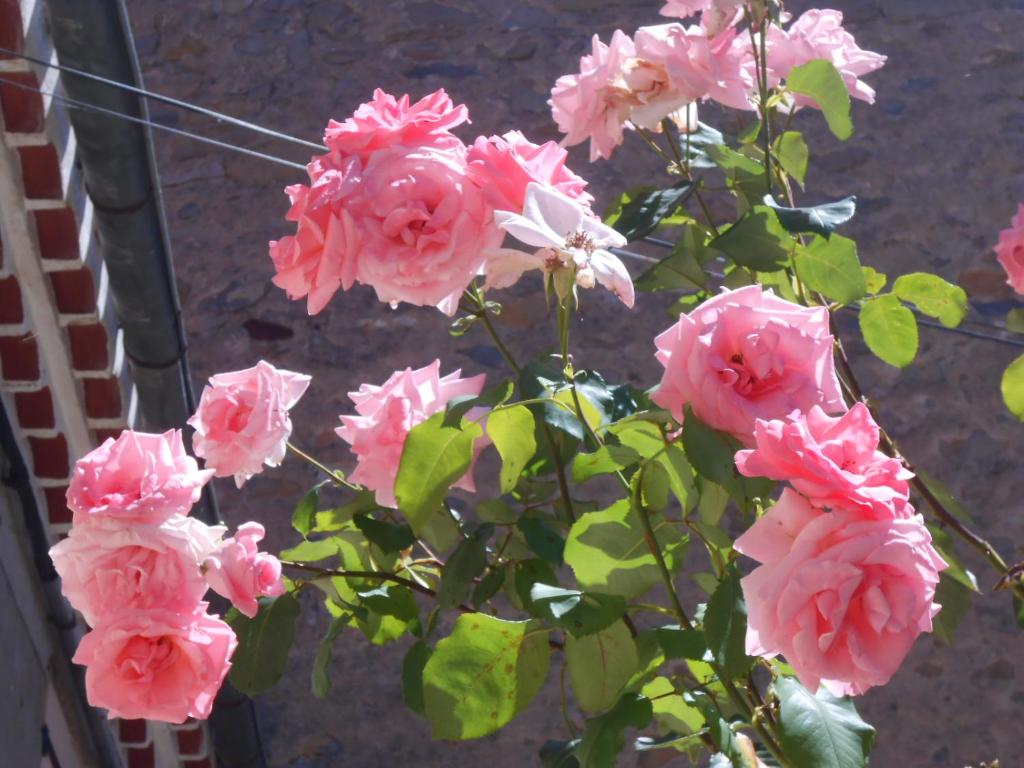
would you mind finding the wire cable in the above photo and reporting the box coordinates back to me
[0,75,307,171]
[0,46,326,152]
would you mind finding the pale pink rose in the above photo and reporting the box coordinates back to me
[324,88,468,161]
[74,606,236,723]
[336,360,486,508]
[661,0,743,36]
[50,515,224,626]
[737,490,946,696]
[268,153,361,315]
[626,26,695,131]
[467,130,594,215]
[767,9,887,104]
[204,522,285,619]
[345,143,504,314]
[651,285,845,444]
[995,203,1024,294]
[660,0,711,17]
[735,404,914,519]
[189,361,311,488]
[550,31,636,161]
[67,430,213,526]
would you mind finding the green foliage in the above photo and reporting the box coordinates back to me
[703,567,755,677]
[394,412,483,531]
[312,617,347,698]
[773,131,809,184]
[564,500,688,599]
[443,380,514,428]
[518,516,566,565]
[422,615,550,739]
[227,593,301,697]
[858,294,919,368]
[566,622,639,713]
[635,235,709,292]
[489,405,537,492]
[711,206,794,271]
[681,407,773,506]
[531,584,626,638]
[609,180,695,242]
[892,272,968,328]
[677,122,725,169]
[292,484,323,537]
[765,195,856,238]
[573,693,653,768]
[775,677,875,768]
[654,625,707,660]
[786,59,854,140]
[793,234,867,304]
[1002,353,1024,420]
[642,677,703,734]
[1007,308,1024,334]
[437,523,493,608]
[932,573,973,645]
[353,514,415,553]
[572,444,641,483]
[402,640,431,715]
[705,144,768,204]
[862,266,887,295]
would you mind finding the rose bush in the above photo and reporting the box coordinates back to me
[52,3,1024,766]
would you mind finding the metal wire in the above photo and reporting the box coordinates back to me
[0,46,326,152]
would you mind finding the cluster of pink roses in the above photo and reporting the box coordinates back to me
[551,4,885,161]
[268,89,632,316]
[49,361,307,721]
[651,284,946,696]
[995,203,1024,294]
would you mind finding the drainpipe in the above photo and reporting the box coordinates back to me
[41,2,267,765]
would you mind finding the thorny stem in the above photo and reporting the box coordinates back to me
[657,119,721,238]
[286,442,361,492]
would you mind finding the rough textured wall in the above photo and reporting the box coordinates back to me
[126,1,1024,765]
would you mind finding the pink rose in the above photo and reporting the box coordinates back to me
[549,31,636,161]
[324,88,468,161]
[74,606,237,723]
[661,0,743,36]
[189,360,311,487]
[995,203,1024,294]
[204,522,285,619]
[336,360,486,508]
[651,285,845,444]
[658,24,757,111]
[767,9,887,104]
[735,404,913,519]
[50,515,224,626]
[737,489,946,696]
[660,0,711,17]
[346,143,503,314]
[466,130,594,215]
[268,153,361,314]
[626,26,696,130]
[67,430,213,526]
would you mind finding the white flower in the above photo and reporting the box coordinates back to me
[485,183,635,308]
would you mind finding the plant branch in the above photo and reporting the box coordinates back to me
[286,442,361,491]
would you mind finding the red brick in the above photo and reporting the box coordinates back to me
[49,268,96,315]
[83,377,121,419]
[0,2,23,59]
[93,428,122,443]
[175,725,205,756]
[67,323,108,371]
[0,275,22,324]
[17,144,62,199]
[126,744,154,768]
[118,719,148,745]
[14,387,54,429]
[0,71,42,133]
[28,434,68,479]
[0,333,39,380]
[182,759,212,768]
[33,207,80,261]
[43,485,71,525]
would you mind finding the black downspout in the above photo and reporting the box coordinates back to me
[40,2,267,765]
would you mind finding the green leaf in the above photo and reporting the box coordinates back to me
[353,514,415,553]
[793,233,867,304]
[642,677,703,735]
[540,740,582,768]
[422,615,551,740]
[394,412,483,531]
[611,180,695,242]
[437,523,494,609]
[227,593,301,696]
[530,584,626,638]
[471,566,506,608]
[402,640,431,715]
[572,444,641,483]
[314,490,381,532]
[862,266,887,295]
[312,617,347,698]
[892,272,968,328]
[1002,353,1024,420]
[513,558,559,613]
[932,573,973,645]
[655,625,707,661]
[786,59,854,140]
[677,122,725,169]
[566,622,639,713]
[858,294,919,368]
[925,524,979,593]
[357,584,419,622]
[292,485,321,537]
[518,516,566,566]
[279,538,340,563]
[489,405,537,493]
[476,498,518,524]
[776,676,875,768]
[443,380,514,428]
[573,693,653,768]
[681,408,773,506]
[705,145,767,204]
[703,567,754,677]
[711,206,794,272]
[765,195,856,238]
[519,361,583,439]
[1007,308,1024,334]
[635,231,708,292]
[773,130,809,184]
[564,500,688,599]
